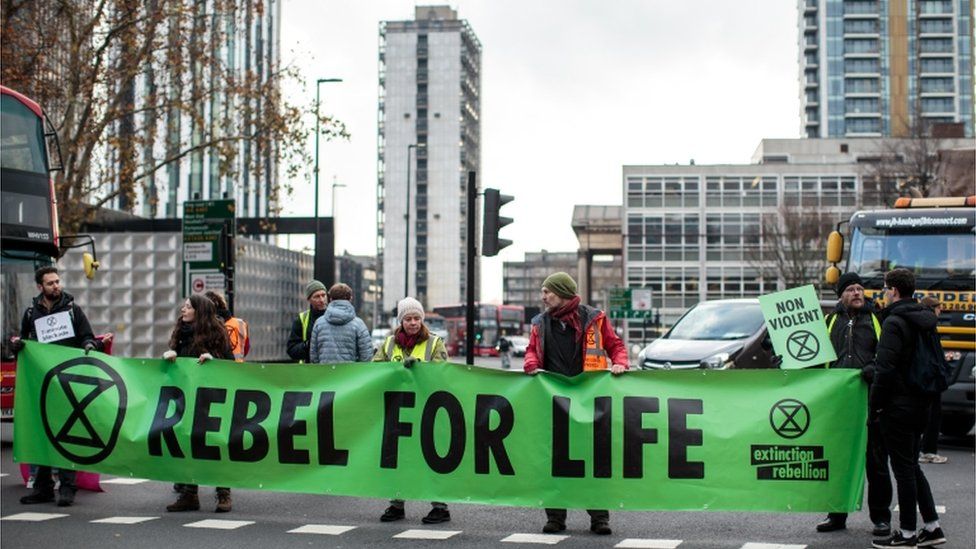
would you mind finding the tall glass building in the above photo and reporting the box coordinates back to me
[800,0,973,137]
[377,6,482,313]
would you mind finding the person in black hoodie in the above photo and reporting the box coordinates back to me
[816,272,892,536]
[870,268,947,549]
[16,266,112,507]
[162,295,234,513]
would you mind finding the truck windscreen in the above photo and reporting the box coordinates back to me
[849,226,975,286]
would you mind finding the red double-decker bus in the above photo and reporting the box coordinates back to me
[1,85,62,421]
[432,303,499,357]
[431,303,526,357]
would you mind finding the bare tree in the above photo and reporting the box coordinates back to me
[1,0,347,231]
[749,204,835,292]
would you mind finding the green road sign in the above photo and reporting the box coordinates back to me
[182,199,235,295]
[758,285,837,370]
[608,288,654,319]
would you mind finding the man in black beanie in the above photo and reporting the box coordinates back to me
[815,272,892,536]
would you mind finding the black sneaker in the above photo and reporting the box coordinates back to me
[380,505,405,522]
[917,527,946,547]
[56,489,75,507]
[20,491,55,505]
[816,516,846,532]
[873,521,892,536]
[872,532,918,548]
[421,507,451,524]
[542,520,566,534]
[590,521,612,535]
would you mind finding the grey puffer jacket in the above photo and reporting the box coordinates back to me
[308,300,373,364]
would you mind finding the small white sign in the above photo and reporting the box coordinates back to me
[184,242,213,262]
[35,311,75,343]
[189,272,225,294]
[631,289,652,311]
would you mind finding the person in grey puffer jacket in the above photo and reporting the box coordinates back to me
[309,283,373,364]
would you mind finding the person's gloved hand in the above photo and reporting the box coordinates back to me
[860,365,876,384]
[403,356,419,368]
[84,342,96,355]
[9,338,24,354]
[770,354,783,368]
[162,350,178,361]
[197,353,214,364]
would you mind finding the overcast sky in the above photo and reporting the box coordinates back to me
[279,1,802,302]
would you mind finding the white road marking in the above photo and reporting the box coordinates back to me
[288,524,357,535]
[0,473,8,477]
[183,519,254,530]
[501,533,569,544]
[616,540,683,548]
[740,544,807,549]
[91,516,159,524]
[893,505,946,513]
[1,512,69,522]
[101,477,149,485]
[393,529,462,540]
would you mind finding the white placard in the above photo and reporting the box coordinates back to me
[35,311,75,343]
[183,242,213,262]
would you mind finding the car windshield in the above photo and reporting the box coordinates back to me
[667,301,764,341]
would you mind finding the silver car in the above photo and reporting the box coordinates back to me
[637,299,775,370]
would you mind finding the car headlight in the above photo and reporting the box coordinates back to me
[700,352,732,370]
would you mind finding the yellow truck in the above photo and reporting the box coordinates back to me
[826,196,975,437]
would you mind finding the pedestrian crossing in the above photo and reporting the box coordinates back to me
[0,511,815,547]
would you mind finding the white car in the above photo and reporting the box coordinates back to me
[508,336,530,357]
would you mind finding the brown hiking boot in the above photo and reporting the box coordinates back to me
[215,491,232,513]
[166,492,200,512]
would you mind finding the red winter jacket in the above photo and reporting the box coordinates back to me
[523,304,628,374]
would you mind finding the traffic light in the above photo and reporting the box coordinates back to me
[482,188,513,256]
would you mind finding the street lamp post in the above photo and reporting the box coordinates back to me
[331,178,347,216]
[313,77,342,281]
[404,144,418,299]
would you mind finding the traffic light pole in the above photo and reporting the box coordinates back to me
[465,171,476,366]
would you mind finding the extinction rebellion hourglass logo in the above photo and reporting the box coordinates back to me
[749,399,829,482]
[40,357,127,465]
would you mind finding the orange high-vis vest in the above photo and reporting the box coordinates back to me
[225,317,250,362]
[582,316,610,371]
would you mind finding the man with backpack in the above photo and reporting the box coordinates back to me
[870,268,947,548]
[815,272,892,537]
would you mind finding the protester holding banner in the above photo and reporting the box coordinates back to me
[373,296,450,524]
[870,268,947,548]
[163,295,235,513]
[205,291,250,362]
[309,283,373,364]
[523,272,628,536]
[286,279,328,363]
[815,272,892,537]
[14,266,113,508]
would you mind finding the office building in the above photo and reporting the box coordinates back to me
[623,137,971,340]
[799,0,973,137]
[377,5,482,314]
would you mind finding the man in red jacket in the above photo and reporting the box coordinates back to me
[523,272,629,536]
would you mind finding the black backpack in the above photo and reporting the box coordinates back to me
[904,326,952,396]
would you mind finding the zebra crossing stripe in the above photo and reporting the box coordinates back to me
[288,524,357,535]
[393,529,461,540]
[1,513,69,522]
[183,519,254,530]
[501,533,569,544]
[91,516,159,524]
[616,539,683,548]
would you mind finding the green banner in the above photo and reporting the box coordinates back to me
[758,285,837,369]
[14,341,866,512]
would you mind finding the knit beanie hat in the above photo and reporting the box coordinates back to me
[543,272,578,299]
[305,279,327,300]
[835,272,863,297]
[396,297,425,324]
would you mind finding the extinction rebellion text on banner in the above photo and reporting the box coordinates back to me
[15,342,866,512]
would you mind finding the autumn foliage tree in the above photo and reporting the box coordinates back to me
[1,0,345,231]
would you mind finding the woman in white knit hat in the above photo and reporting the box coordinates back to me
[373,296,449,524]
